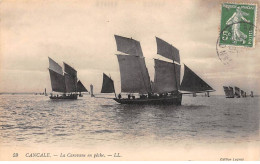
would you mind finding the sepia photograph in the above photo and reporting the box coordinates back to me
[0,0,259,161]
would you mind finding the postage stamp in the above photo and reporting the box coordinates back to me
[219,3,257,47]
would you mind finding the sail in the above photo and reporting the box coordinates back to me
[117,54,150,94]
[114,35,143,56]
[180,64,214,92]
[156,37,180,63]
[64,73,77,92]
[229,86,234,97]
[223,86,229,97]
[64,62,77,78]
[138,57,152,92]
[235,87,240,97]
[77,80,88,92]
[250,91,254,97]
[49,69,66,92]
[241,90,244,97]
[153,59,178,93]
[48,57,63,75]
[101,73,115,93]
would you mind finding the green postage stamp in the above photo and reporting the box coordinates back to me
[220,3,257,47]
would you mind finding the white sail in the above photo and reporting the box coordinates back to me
[117,54,150,94]
[153,59,178,93]
[48,57,63,75]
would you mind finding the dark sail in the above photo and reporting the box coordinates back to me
[77,80,88,92]
[101,73,115,93]
[235,87,240,97]
[117,55,149,93]
[64,62,77,92]
[114,35,143,56]
[156,37,180,63]
[229,86,234,97]
[153,59,178,93]
[64,62,77,78]
[64,73,77,92]
[180,64,214,92]
[223,86,229,97]
[49,69,66,92]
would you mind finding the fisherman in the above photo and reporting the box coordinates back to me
[128,94,131,99]
[118,93,122,99]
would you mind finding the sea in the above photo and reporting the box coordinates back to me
[0,94,259,160]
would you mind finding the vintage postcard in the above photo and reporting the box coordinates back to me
[0,0,259,161]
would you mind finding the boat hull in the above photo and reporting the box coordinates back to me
[49,94,78,100]
[113,95,182,105]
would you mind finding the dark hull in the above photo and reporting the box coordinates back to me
[49,94,78,100]
[226,96,234,98]
[113,95,182,105]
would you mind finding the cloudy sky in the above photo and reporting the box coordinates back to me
[0,0,259,95]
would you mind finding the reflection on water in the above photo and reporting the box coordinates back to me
[0,94,259,147]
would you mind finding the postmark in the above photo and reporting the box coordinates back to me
[219,3,257,47]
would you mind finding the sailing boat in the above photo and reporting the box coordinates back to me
[223,86,234,98]
[77,80,88,97]
[101,73,115,94]
[48,57,81,100]
[111,35,214,105]
[250,91,254,97]
[44,88,48,96]
[234,86,240,98]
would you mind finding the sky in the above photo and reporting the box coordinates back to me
[0,0,259,95]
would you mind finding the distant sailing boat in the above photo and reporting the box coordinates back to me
[223,86,234,98]
[77,80,88,97]
[48,57,83,100]
[250,91,254,97]
[101,73,115,95]
[234,86,240,98]
[110,35,214,105]
[90,84,95,97]
[44,88,48,96]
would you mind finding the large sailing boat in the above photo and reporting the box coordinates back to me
[111,35,214,105]
[48,57,81,100]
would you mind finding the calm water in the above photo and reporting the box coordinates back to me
[0,94,259,148]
